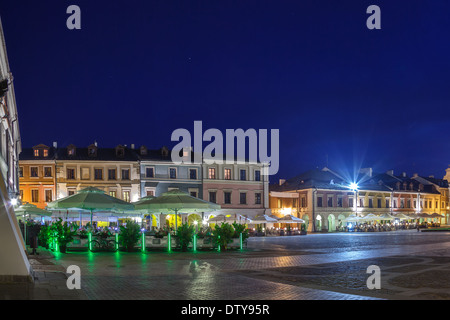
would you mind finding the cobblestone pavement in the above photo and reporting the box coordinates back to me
[1,230,449,300]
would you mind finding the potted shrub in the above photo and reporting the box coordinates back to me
[176,223,195,251]
[118,219,141,252]
[300,223,307,235]
[49,219,77,253]
[38,224,50,249]
[232,222,249,241]
[212,222,234,251]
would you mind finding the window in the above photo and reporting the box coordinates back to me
[359,198,364,208]
[386,199,390,208]
[239,192,247,204]
[109,191,117,198]
[255,192,261,205]
[301,197,306,207]
[123,191,130,202]
[414,200,417,208]
[45,190,52,202]
[19,167,23,177]
[43,149,48,157]
[224,191,231,204]
[190,191,198,198]
[146,190,154,196]
[189,169,197,180]
[317,196,323,207]
[94,169,103,180]
[108,169,116,180]
[393,200,398,208]
[146,167,154,178]
[436,201,439,209]
[240,169,246,181]
[407,199,411,208]
[327,196,333,207]
[30,167,38,177]
[122,169,130,180]
[33,149,39,157]
[208,167,216,179]
[67,168,75,180]
[68,189,76,196]
[369,198,373,208]
[255,170,261,181]
[169,168,177,179]
[337,196,343,207]
[224,168,231,180]
[31,190,39,202]
[44,167,52,178]
[377,198,381,208]
[209,191,217,203]
[349,197,354,208]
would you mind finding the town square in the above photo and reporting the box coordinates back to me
[0,0,449,311]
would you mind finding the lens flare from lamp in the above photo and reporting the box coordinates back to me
[350,183,358,191]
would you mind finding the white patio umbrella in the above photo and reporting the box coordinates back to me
[343,214,361,222]
[393,213,414,220]
[376,213,396,221]
[360,213,378,221]
[250,214,278,224]
[207,214,251,224]
[277,214,305,223]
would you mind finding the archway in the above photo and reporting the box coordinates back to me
[316,215,322,231]
[328,214,336,232]
[337,214,346,231]
[302,214,310,231]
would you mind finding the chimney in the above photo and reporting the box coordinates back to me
[131,144,135,149]
[279,179,286,186]
[402,172,407,178]
[386,170,394,176]
[413,173,418,178]
[53,141,57,149]
[360,168,373,178]
[94,141,97,147]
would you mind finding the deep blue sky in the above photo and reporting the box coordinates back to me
[1,1,450,183]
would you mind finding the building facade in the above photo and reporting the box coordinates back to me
[18,144,57,209]
[138,145,203,198]
[54,143,140,203]
[202,158,271,221]
[270,167,450,232]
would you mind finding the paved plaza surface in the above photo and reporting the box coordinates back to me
[1,230,450,300]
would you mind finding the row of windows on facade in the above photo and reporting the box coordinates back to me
[20,167,132,180]
[21,166,262,182]
[208,190,262,205]
[23,189,132,203]
[283,197,448,209]
[145,167,261,181]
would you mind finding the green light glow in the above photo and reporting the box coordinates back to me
[193,234,197,252]
[115,233,119,251]
[168,233,171,252]
[88,232,92,251]
[240,232,243,250]
[141,232,145,253]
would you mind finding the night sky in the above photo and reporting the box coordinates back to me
[1,1,450,183]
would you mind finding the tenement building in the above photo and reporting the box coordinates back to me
[270,167,450,232]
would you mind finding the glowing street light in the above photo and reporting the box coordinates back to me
[349,182,359,191]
